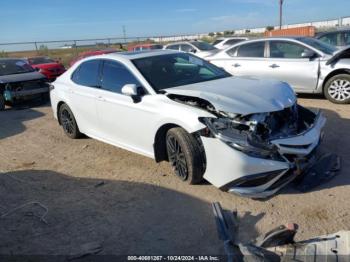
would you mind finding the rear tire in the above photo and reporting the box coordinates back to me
[166,127,204,185]
[58,104,82,139]
[324,74,350,104]
[0,94,5,111]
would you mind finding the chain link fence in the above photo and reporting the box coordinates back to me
[0,34,211,67]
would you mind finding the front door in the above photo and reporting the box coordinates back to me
[264,40,320,92]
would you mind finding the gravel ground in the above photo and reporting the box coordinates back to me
[0,96,349,257]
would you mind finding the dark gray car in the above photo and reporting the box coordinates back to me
[0,58,50,110]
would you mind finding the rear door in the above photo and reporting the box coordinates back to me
[265,40,320,91]
[69,60,101,136]
[217,41,269,78]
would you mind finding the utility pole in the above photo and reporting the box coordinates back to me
[279,0,284,29]
[122,25,127,43]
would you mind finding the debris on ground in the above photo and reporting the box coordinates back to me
[212,202,350,262]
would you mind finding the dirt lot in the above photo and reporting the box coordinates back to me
[0,96,349,257]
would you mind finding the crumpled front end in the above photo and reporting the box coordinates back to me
[198,104,327,198]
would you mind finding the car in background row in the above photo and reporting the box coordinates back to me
[0,58,49,110]
[207,37,350,104]
[128,43,163,52]
[50,50,326,198]
[69,49,117,67]
[213,37,249,49]
[27,56,66,81]
[164,41,219,58]
[316,29,350,48]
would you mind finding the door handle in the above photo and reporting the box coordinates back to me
[269,64,280,68]
[233,63,241,68]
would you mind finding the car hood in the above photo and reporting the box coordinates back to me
[0,71,46,84]
[163,76,296,115]
[326,46,350,65]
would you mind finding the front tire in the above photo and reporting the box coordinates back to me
[58,104,82,139]
[324,74,350,104]
[166,127,204,185]
[0,94,5,111]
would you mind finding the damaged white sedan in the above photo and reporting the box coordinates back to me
[50,50,329,198]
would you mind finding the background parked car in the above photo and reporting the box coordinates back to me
[164,41,218,58]
[207,37,350,104]
[213,37,249,49]
[69,49,117,67]
[0,58,49,110]
[316,29,350,48]
[27,56,66,81]
[127,43,163,52]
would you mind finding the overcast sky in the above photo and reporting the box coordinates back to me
[1,0,350,43]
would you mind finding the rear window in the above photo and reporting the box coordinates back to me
[166,44,180,50]
[28,57,55,65]
[0,59,34,76]
[72,60,101,87]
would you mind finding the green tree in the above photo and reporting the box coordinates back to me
[216,32,223,36]
[208,32,215,37]
[38,44,49,56]
[224,30,235,36]
[266,26,274,31]
[0,50,8,58]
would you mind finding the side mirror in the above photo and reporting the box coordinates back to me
[190,49,197,53]
[301,50,316,59]
[121,84,144,103]
[121,84,138,96]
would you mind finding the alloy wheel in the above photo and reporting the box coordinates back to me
[166,135,188,181]
[60,109,75,135]
[328,79,350,101]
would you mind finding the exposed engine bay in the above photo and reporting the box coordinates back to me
[169,94,317,160]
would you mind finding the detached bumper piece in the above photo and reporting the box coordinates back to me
[212,202,350,262]
[295,153,341,192]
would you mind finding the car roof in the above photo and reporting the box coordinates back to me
[91,49,179,60]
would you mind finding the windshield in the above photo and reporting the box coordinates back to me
[298,37,337,55]
[0,59,34,76]
[190,41,216,51]
[132,53,230,91]
[28,57,55,65]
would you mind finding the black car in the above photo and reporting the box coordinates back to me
[316,29,350,48]
[0,58,50,110]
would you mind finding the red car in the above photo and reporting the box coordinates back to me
[27,56,66,81]
[127,43,163,52]
[69,49,117,67]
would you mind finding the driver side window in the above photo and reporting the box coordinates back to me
[269,41,309,59]
[180,44,194,52]
[101,60,141,94]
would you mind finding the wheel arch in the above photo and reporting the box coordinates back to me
[153,123,181,163]
[323,68,350,92]
[56,101,66,125]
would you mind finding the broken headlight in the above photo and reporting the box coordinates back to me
[199,117,280,160]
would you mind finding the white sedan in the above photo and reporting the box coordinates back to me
[50,50,326,198]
